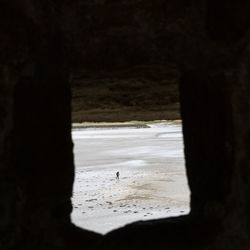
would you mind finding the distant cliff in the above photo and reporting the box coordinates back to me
[71,67,180,122]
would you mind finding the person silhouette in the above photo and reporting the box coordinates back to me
[116,171,120,179]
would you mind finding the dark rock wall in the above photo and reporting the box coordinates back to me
[67,0,188,122]
[0,1,250,249]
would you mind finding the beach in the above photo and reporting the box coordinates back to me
[71,122,190,234]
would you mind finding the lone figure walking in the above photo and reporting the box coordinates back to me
[116,171,120,179]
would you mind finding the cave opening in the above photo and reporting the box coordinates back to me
[70,75,190,234]
[1,1,250,249]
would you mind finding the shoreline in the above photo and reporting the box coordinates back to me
[72,120,182,130]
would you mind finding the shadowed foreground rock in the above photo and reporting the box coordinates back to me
[0,1,250,249]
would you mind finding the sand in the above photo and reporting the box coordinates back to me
[71,122,190,235]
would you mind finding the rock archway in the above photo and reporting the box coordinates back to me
[1,1,250,249]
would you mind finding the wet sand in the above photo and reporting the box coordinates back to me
[71,122,190,234]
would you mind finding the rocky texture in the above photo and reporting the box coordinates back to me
[1,0,250,249]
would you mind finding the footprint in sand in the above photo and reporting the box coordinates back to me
[113,210,117,212]
[133,211,138,213]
